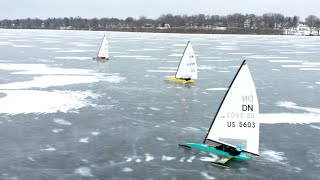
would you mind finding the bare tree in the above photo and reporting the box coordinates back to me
[305,15,318,35]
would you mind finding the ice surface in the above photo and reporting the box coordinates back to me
[0,29,319,179]
[54,56,92,60]
[206,88,228,91]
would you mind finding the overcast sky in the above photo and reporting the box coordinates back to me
[2,0,319,20]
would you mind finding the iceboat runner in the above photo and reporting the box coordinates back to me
[93,35,109,60]
[165,41,197,83]
[179,60,259,167]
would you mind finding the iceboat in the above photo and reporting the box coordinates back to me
[165,41,197,83]
[93,35,109,60]
[179,60,259,167]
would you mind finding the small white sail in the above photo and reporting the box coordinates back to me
[206,61,259,155]
[175,42,197,79]
[97,36,109,59]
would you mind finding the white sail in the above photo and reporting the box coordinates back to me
[206,61,259,155]
[175,42,197,79]
[97,36,109,59]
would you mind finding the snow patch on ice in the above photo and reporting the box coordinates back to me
[198,65,215,70]
[199,57,221,59]
[74,167,93,177]
[276,101,320,114]
[156,137,165,141]
[165,106,174,109]
[310,125,320,130]
[149,107,160,111]
[41,47,61,50]
[79,137,89,143]
[282,65,315,68]
[182,127,200,131]
[162,156,176,161]
[246,55,288,59]
[40,145,56,152]
[168,54,182,57]
[216,46,239,50]
[91,131,100,136]
[56,49,95,53]
[54,118,72,126]
[200,172,215,180]
[27,156,35,161]
[55,57,92,60]
[201,60,230,62]
[280,51,316,54]
[0,75,101,89]
[11,44,36,48]
[105,75,126,83]
[114,55,152,58]
[136,57,159,60]
[122,167,133,172]
[147,70,176,73]
[52,129,64,133]
[228,52,252,55]
[187,156,196,162]
[260,113,320,124]
[0,90,98,115]
[0,63,98,75]
[268,60,304,63]
[261,150,287,164]
[199,153,219,162]
[300,68,320,71]
[145,153,154,162]
[272,69,281,71]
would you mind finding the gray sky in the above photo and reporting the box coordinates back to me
[2,0,319,20]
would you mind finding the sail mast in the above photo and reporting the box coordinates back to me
[203,60,247,144]
[175,41,190,78]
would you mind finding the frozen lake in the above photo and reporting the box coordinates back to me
[0,29,319,179]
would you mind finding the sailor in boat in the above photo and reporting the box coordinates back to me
[97,56,107,60]
[181,77,191,81]
[214,144,243,156]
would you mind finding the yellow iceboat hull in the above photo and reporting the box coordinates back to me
[165,77,196,83]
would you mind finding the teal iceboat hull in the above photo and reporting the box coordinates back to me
[181,143,251,161]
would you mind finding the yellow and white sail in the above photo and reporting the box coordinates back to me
[166,41,197,82]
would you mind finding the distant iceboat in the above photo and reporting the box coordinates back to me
[93,35,109,60]
[179,60,259,167]
[165,41,197,83]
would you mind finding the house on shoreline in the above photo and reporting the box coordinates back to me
[285,23,319,36]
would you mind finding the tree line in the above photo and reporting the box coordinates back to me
[0,13,319,34]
